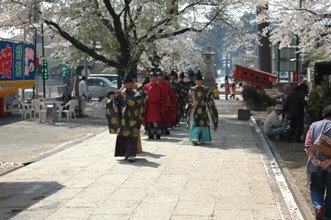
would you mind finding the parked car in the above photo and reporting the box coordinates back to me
[90,73,118,84]
[86,77,116,101]
[218,78,225,88]
[20,88,43,102]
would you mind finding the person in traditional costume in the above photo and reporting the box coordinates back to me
[131,72,144,150]
[132,72,144,95]
[177,71,190,123]
[185,69,196,114]
[157,71,177,134]
[213,87,220,100]
[143,71,167,139]
[106,73,144,162]
[186,69,196,88]
[169,70,180,126]
[169,70,178,92]
[187,71,219,145]
[224,75,230,100]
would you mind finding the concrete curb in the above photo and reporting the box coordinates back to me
[22,132,97,165]
[252,116,314,220]
[0,132,100,177]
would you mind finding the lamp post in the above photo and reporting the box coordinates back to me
[202,45,217,91]
[29,0,51,99]
[29,1,40,99]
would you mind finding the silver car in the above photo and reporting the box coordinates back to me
[90,74,117,84]
[86,76,117,100]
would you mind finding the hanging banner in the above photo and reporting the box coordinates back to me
[232,65,277,87]
[0,40,35,97]
[0,40,35,81]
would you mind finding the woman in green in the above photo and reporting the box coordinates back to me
[187,71,218,145]
[106,73,144,162]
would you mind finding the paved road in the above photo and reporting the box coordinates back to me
[0,103,108,175]
[0,102,108,163]
[0,98,302,219]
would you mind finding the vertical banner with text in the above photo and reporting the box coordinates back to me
[0,40,35,81]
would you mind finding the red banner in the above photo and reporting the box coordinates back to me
[232,65,277,87]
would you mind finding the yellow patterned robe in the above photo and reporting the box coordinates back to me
[186,86,218,130]
[106,89,144,153]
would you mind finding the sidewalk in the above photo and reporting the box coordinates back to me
[0,99,294,219]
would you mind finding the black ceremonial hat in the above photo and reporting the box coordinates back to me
[123,72,134,83]
[179,71,185,78]
[149,71,157,77]
[188,69,195,77]
[195,70,203,80]
[163,72,169,81]
[170,70,177,76]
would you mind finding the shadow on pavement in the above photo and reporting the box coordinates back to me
[0,115,22,127]
[49,117,108,128]
[118,158,160,168]
[0,181,63,219]
[140,152,165,159]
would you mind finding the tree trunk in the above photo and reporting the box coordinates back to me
[256,5,272,74]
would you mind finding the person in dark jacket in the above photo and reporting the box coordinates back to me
[297,78,309,97]
[279,83,291,122]
[284,86,307,142]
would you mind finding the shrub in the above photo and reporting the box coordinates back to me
[308,84,331,123]
[242,85,259,102]
[242,85,277,110]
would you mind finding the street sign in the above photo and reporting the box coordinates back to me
[42,58,49,80]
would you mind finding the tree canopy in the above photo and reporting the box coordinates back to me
[0,0,231,75]
[0,0,330,75]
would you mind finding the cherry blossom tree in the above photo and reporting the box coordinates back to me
[269,0,331,60]
[0,0,233,82]
[237,0,331,61]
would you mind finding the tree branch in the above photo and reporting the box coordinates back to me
[91,0,115,32]
[124,0,138,38]
[152,27,203,41]
[103,0,131,66]
[43,18,118,67]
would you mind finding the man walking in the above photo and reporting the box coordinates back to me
[79,76,89,116]
[187,71,218,145]
[177,71,189,123]
[143,71,167,139]
[106,73,144,162]
[157,71,176,133]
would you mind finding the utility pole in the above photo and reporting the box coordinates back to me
[31,0,39,99]
[296,0,303,81]
[41,22,46,98]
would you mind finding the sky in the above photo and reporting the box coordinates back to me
[0,29,22,39]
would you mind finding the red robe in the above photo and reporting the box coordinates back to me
[159,81,177,128]
[143,82,166,125]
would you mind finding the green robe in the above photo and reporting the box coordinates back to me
[187,85,218,130]
[106,89,144,137]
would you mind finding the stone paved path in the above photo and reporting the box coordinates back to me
[0,99,293,219]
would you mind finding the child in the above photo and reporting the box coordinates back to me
[229,79,237,99]
[213,87,220,100]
